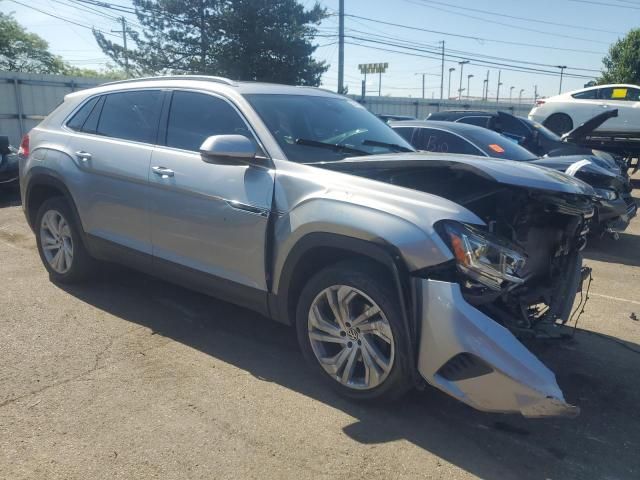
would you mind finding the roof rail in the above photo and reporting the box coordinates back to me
[101,75,237,87]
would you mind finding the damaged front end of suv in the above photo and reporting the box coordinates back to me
[321,154,595,417]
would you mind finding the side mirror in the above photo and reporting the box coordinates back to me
[199,134,267,168]
[0,136,10,155]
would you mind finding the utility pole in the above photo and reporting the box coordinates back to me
[467,74,474,100]
[447,67,455,100]
[415,72,439,99]
[496,70,502,103]
[556,65,567,94]
[439,40,445,101]
[337,0,345,94]
[484,70,489,101]
[111,16,129,78]
[458,60,469,100]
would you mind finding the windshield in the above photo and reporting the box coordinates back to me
[520,117,562,142]
[244,94,415,162]
[464,128,538,161]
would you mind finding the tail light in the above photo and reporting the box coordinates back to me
[18,134,29,157]
[535,99,546,106]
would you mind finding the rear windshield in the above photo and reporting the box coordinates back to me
[465,128,538,161]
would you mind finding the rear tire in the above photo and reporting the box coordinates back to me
[35,197,94,284]
[296,260,413,402]
[544,113,573,135]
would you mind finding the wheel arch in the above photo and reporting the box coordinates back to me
[23,168,85,242]
[270,232,419,376]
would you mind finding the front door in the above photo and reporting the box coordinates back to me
[148,90,274,309]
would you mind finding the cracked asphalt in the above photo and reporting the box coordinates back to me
[1,177,639,480]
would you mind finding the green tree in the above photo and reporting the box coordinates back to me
[94,0,328,85]
[599,29,640,85]
[218,0,328,85]
[0,12,66,73]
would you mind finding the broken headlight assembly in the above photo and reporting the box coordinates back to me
[437,221,527,291]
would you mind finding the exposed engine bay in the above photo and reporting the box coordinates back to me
[321,157,594,340]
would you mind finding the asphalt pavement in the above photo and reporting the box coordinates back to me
[1,178,639,480]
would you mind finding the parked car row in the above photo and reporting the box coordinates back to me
[386,108,637,238]
[13,76,624,419]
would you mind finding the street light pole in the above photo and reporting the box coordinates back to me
[448,67,455,100]
[519,88,524,106]
[509,86,515,103]
[556,65,567,94]
[458,60,469,100]
[467,74,474,100]
[496,70,502,103]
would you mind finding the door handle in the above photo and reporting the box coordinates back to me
[75,151,92,162]
[152,166,174,178]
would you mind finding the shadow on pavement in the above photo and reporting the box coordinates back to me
[58,266,640,480]
[0,185,21,208]
[584,231,640,268]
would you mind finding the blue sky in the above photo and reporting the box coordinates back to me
[4,0,638,99]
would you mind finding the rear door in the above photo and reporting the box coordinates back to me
[595,86,640,132]
[148,89,274,308]
[65,89,164,262]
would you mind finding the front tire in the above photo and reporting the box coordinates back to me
[296,260,413,402]
[35,197,94,283]
[544,113,573,135]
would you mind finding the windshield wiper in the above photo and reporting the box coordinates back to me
[295,138,371,156]
[362,139,414,152]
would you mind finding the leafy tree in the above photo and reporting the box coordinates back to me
[62,64,128,80]
[218,0,328,85]
[0,12,66,73]
[94,0,329,85]
[599,29,640,85]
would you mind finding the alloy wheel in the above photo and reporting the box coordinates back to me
[307,285,395,390]
[40,209,74,274]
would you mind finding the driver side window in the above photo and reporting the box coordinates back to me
[165,91,254,152]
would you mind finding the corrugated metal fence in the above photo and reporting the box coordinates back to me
[351,95,533,119]
[0,71,534,145]
[0,71,110,145]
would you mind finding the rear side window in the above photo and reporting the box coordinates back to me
[165,91,251,151]
[414,128,483,156]
[572,89,597,100]
[97,90,163,143]
[393,127,415,143]
[66,97,100,131]
[457,116,490,128]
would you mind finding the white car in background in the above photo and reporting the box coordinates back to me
[529,83,640,135]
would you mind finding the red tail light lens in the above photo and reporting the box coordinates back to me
[18,134,29,157]
[536,99,546,106]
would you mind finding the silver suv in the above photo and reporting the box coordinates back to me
[20,76,596,417]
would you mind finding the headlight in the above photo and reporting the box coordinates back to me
[438,221,527,291]
[593,187,617,201]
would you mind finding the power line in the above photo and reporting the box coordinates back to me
[405,0,611,44]
[343,28,601,73]
[343,14,606,55]
[344,40,594,79]
[7,0,120,38]
[414,0,622,34]
[569,0,640,8]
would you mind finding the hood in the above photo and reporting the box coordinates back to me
[532,155,626,190]
[533,154,619,175]
[316,152,595,197]
[561,109,618,143]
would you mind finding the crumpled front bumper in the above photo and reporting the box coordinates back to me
[416,279,579,418]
